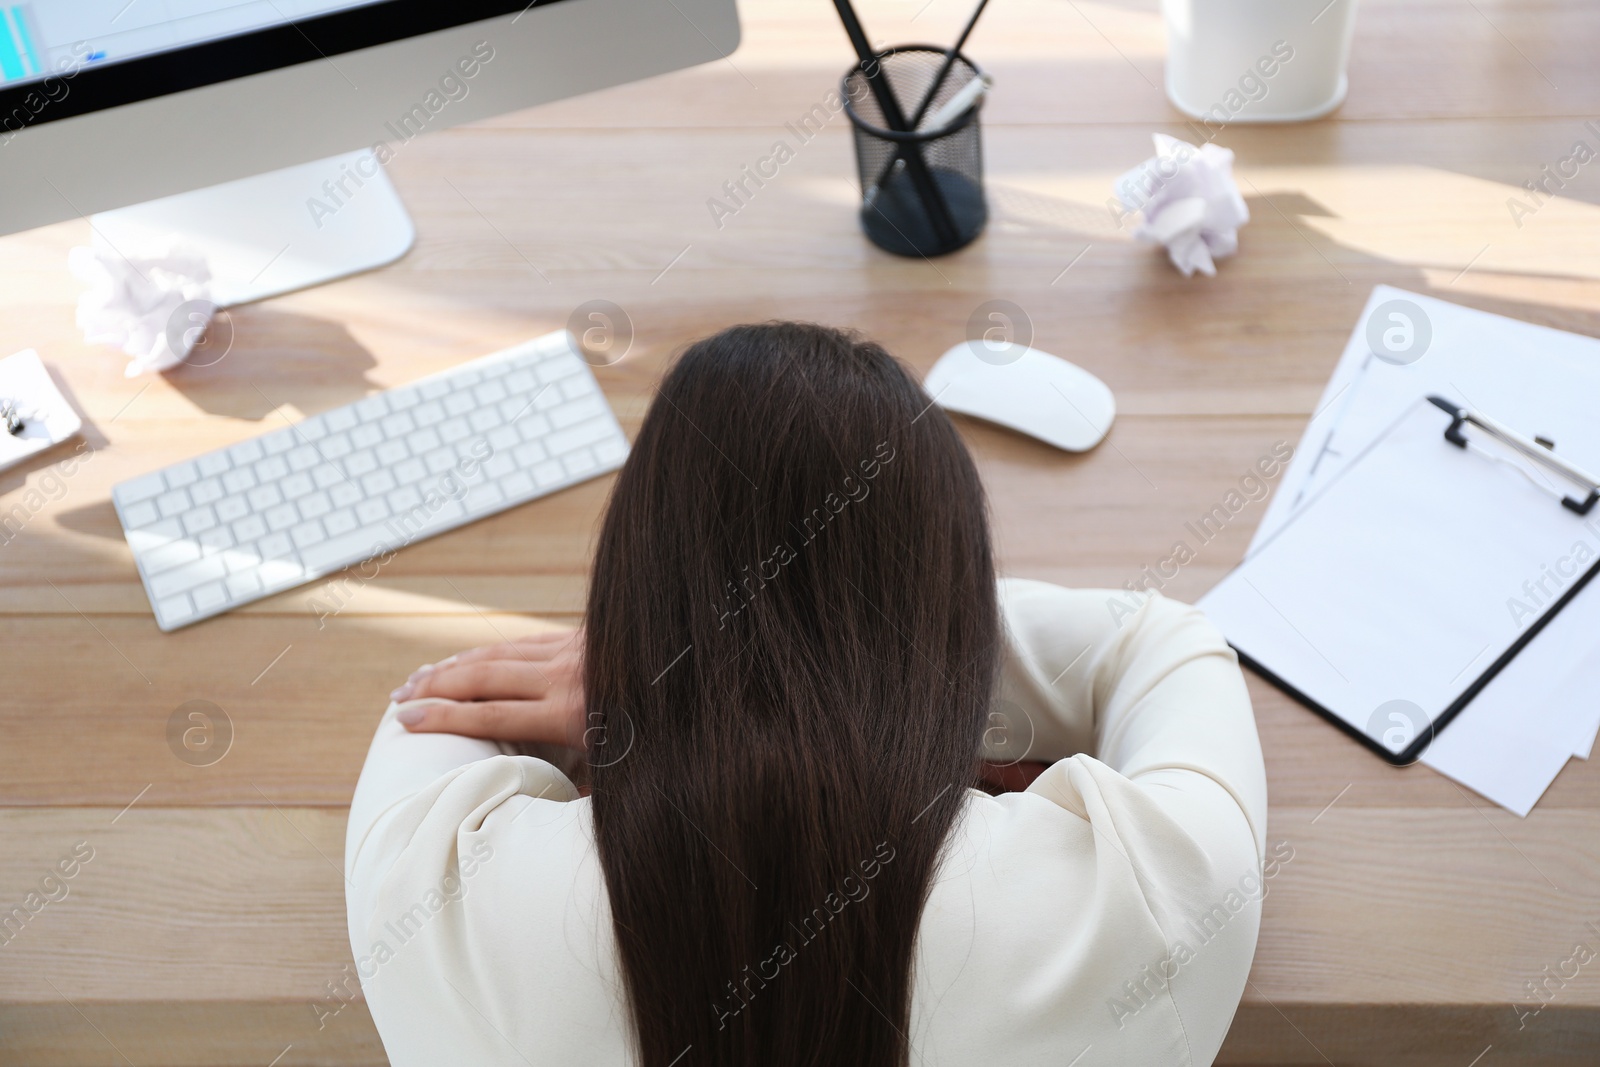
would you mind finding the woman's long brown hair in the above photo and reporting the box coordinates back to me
[585,322,1000,1067]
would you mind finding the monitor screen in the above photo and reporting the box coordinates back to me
[0,0,556,131]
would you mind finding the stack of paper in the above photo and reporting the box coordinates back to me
[1244,286,1600,816]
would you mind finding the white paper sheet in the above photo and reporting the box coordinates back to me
[1201,399,1600,763]
[1242,287,1600,814]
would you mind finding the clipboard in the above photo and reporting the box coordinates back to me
[1199,395,1600,765]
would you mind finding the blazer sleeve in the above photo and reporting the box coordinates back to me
[989,578,1270,1063]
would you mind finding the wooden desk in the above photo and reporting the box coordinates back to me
[4,1,1600,1063]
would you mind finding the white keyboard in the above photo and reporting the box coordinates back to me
[113,331,629,631]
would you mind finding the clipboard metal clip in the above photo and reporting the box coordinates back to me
[1428,395,1600,516]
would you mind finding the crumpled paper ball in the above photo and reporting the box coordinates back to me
[68,240,216,377]
[1114,133,1250,277]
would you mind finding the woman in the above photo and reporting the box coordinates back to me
[346,322,1267,1067]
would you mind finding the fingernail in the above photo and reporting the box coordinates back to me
[407,664,434,683]
[396,703,427,725]
[390,683,413,702]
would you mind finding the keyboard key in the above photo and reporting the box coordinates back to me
[299,527,398,574]
[312,464,344,489]
[231,438,264,464]
[361,469,396,497]
[513,441,546,466]
[280,472,314,500]
[444,392,475,416]
[376,439,409,466]
[247,484,283,510]
[164,462,200,489]
[546,418,617,456]
[466,483,503,510]
[388,485,423,514]
[157,488,193,518]
[532,460,565,487]
[410,426,441,453]
[325,406,359,432]
[344,450,379,478]
[499,396,532,422]
[563,449,598,477]
[354,394,390,420]
[413,400,445,426]
[197,452,232,477]
[117,471,167,505]
[538,354,584,383]
[562,376,594,401]
[215,495,250,524]
[257,557,305,587]
[419,377,452,400]
[534,389,562,411]
[321,433,352,459]
[222,467,257,494]
[156,593,195,625]
[356,498,390,525]
[190,477,225,506]
[255,455,290,482]
[226,571,262,598]
[199,526,234,553]
[394,457,428,484]
[292,521,327,549]
[182,508,218,536]
[488,425,519,451]
[469,408,501,434]
[264,504,299,531]
[475,380,507,405]
[150,555,228,598]
[439,418,470,444]
[518,415,551,440]
[262,432,295,456]
[385,497,468,543]
[351,423,384,449]
[381,411,416,438]
[298,490,332,520]
[121,500,158,529]
[287,445,320,472]
[484,453,515,479]
[191,581,228,613]
[324,508,358,536]
[500,470,534,499]
[127,517,183,556]
[144,537,202,575]
[551,396,606,427]
[387,388,421,411]
[424,450,457,474]
[330,482,363,508]
[224,545,262,573]
[296,414,330,441]
[505,369,537,393]
[596,439,627,464]
[232,514,268,543]
[258,532,295,560]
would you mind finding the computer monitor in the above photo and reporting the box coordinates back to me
[0,0,739,302]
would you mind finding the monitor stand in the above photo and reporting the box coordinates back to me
[89,149,415,307]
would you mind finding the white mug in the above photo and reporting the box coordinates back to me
[1162,0,1359,125]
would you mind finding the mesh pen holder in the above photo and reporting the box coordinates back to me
[844,47,989,258]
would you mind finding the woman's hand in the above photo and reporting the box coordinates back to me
[389,628,585,746]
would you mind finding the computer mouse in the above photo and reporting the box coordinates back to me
[924,341,1116,452]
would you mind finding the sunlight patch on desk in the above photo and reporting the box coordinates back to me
[1244,165,1600,283]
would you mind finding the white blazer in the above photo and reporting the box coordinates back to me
[345,580,1269,1065]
